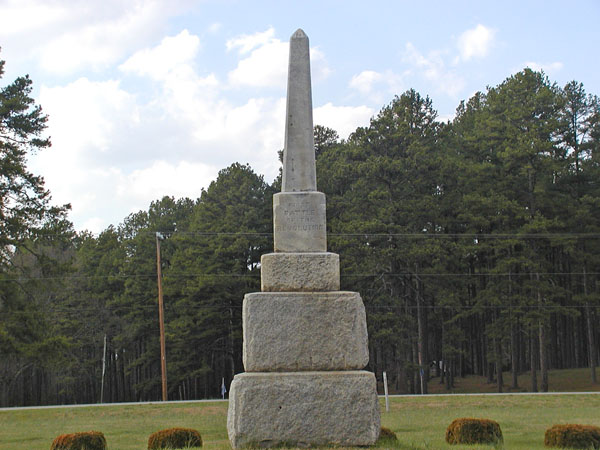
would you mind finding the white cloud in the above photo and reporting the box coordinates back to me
[404,43,465,97]
[0,0,69,35]
[436,112,456,123]
[226,28,276,54]
[38,78,137,156]
[227,28,331,89]
[349,70,383,95]
[119,30,201,81]
[228,39,289,88]
[523,61,564,73]
[314,103,374,139]
[310,47,332,82]
[118,160,218,203]
[29,78,142,231]
[207,23,222,34]
[29,32,290,232]
[349,69,404,101]
[0,0,190,75]
[456,24,495,62]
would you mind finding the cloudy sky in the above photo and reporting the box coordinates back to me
[1,0,598,233]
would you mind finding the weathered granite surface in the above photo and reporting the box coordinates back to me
[242,292,368,371]
[227,28,380,449]
[227,371,380,448]
[261,252,339,292]
[273,191,326,253]
[281,29,316,193]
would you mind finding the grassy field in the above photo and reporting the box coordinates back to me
[426,367,600,395]
[1,393,599,449]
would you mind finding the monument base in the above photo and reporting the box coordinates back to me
[227,371,380,448]
[261,252,340,292]
[243,292,368,371]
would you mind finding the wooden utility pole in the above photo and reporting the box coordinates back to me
[156,232,168,401]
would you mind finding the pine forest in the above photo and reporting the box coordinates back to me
[1,62,599,406]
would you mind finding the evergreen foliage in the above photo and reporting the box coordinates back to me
[1,56,599,405]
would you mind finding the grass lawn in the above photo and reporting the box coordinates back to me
[1,393,599,449]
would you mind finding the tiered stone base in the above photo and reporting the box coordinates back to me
[227,371,380,448]
[261,252,339,292]
[243,292,368,371]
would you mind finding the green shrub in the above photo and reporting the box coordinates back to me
[50,431,107,450]
[544,424,600,449]
[445,417,503,445]
[377,426,398,442]
[148,427,203,449]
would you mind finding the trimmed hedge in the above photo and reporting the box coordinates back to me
[445,417,503,445]
[377,426,398,442]
[544,424,600,449]
[148,427,203,449]
[50,431,107,450]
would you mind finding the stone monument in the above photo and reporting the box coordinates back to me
[227,29,380,448]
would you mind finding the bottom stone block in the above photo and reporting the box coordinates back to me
[227,371,380,448]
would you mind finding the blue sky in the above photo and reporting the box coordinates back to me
[1,0,598,233]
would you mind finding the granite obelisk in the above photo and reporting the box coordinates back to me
[227,29,380,448]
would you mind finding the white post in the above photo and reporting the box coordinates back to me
[383,371,389,412]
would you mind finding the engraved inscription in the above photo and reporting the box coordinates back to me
[275,200,325,232]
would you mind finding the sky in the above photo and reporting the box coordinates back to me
[1,0,599,233]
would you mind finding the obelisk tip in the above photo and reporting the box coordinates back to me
[291,28,308,39]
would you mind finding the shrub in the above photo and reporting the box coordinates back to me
[377,426,398,442]
[148,427,203,449]
[50,431,107,450]
[445,418,503,445]
[544,424,600,449]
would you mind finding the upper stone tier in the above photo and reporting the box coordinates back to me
[274,29,327,253]
[281,29,316,193]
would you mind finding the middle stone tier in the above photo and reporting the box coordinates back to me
[261,252,340,292]
[243,291,369,372]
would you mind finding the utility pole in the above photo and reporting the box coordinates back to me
[156,232,168,401]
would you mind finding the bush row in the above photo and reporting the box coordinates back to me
[49,422,600,449]
[50,427,202,450]
[444,418,600,449]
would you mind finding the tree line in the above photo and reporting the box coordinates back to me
[1,54,598,406]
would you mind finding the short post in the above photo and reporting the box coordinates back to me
[383,371,389,412]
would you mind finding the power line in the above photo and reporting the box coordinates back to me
[2,271,599,283]
[18,230,600,239]
[44,304,600,314]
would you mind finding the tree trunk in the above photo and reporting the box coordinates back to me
[574,315,581,367]
[530,331,538,392]
[537,273,548,392]
[415,266,428,394]
[412,339,419,393]
[539,320,548,392]
[509,271,519,389]
[584,266,598,383]
[495,337,503,393]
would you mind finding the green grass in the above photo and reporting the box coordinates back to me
[0,402,229,450]
[1,392,599,449]
[380,394,600,449]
